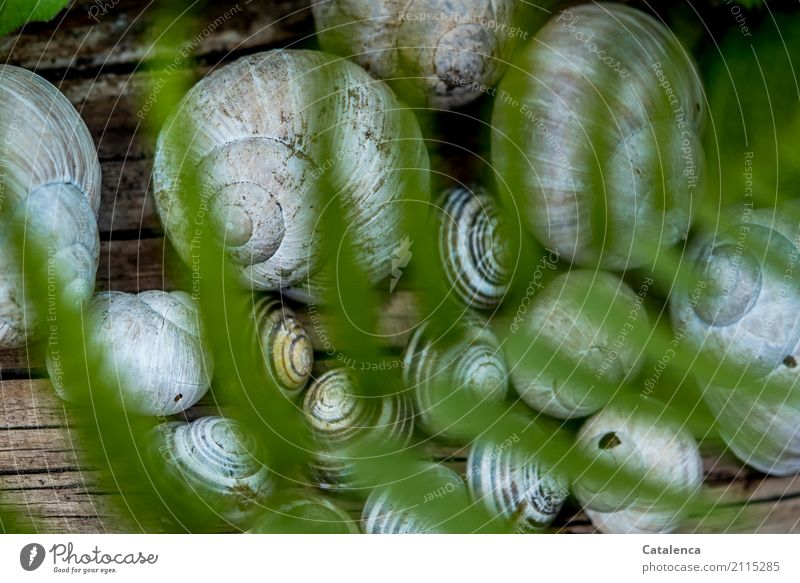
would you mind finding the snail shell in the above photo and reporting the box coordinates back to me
[302,368,415,489]
[361,464,467,533]
[158,416,273,526]
[437,185,511,309]
[152,50,429,298]
[670,207,800,384]
[253,296,314,396]
[506,270,648,419]
[250,492,359,533]
[0,65,100,349]
[312,0,526,109]
[492,4,705,269]
[403,318,508,440]
[574,404,703,534]
[49,290,214,415]
[466,437,568,531]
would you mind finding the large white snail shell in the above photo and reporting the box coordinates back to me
[0,65,100,349]
[574,404,703,534]
[253,296,314,397]
[671,207,800,384]
[466,437,568,531]
[152,50,429,298]
[302,368,414,489]
[312,0,526,109]
[437,185,511,309]
[158,416,273,526]
[49,290,214,415]
[492,3,705,269]
[403,318,508,440]
[506,270,648,419]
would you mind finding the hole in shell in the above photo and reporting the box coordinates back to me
[174,394,183,402]
[784,355,797,368]
[598,432,621,450]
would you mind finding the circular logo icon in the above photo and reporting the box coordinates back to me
[20,543,46,571]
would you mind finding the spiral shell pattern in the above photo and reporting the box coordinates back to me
[437,186,510,309]
[574,404,703,534]
[466,438,568,530]
[251,492,359,533]
[403,319,508,440]
[160,416,273,525]
[254,297,313,396]
[302,368,415,489]
[0,65,101,349]
[50,290,214,415]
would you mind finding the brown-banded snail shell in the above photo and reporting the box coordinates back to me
[302,368,414,490]
[506,270,649,419]
[574,404,703,534]
[158,416,272,526]
[466,437,568,531]
[492,3,705,269]
[671,207,800,385]
[152,49,429,299]
[250,492,359,534]
[253,296,314,396]
[437,185,511,309]
[312,0,529,109]
[49,290,214,415]
[0,65,100,349]
[402,318,508,440]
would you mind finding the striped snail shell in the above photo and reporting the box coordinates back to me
[49,290,214,415]
[302,368,414,490]
[312,0,527,108]
[506,270,649,419]
[152,50,429,299]
[574,404,703,534]
[253,296,314,396]
[361,464,467,533]
[0,65,100,349]
[437,185,511,309]
[670,207,800,385]
[466,437,568,531]
[402,318,508,440]
[158,416,273,526]
[250,492,359,533]
[492,3,705,269]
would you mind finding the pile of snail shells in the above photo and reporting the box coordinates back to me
[312,0,529,109]
[505,269,649,419]
[152,49,429,301]
[574,403,703,534]
[301,367,415,490]
[436,185,512,309]
[157,416,273,526]
[49,290,214,416]
[250,492,359,534]
[0,65,100,350]
[402,317,508,441]
[492,3,705,270]
[672,205,800,475]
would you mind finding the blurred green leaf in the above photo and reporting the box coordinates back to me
[0,0,69,36]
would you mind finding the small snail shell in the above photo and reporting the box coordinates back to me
[437,185,511,309]
[403,318,508,440]
[302,368,414,489]
[574,404,703,534]
[250,492,359,533]
[253,297,314,396]
[0,65,100,349]
[153,50,429,297]
[466,437,568,531]
[361,464,467,533]
[312,0,526,108]
[506,270,648,419]
[492,4,705,269]
[49,290,214,415]
[670,207,800,384]
[158,416,273,526]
